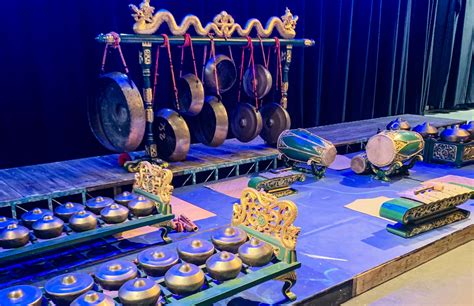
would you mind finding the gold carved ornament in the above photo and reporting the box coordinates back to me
[130,0,298,38]
[232,188,300,250]
[133,161,174,204]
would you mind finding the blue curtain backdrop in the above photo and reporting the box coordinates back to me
[0,0,472,168]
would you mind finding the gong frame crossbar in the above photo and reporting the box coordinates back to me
[96,32,314,163]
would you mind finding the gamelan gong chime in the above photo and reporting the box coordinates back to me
[89,32,146,153]
[152,34,191,161]
[231,37,263,143]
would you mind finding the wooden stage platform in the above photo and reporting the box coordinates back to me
[0,113,471,304]
[0,114,464,210]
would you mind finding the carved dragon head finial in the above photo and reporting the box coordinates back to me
[282,7,298,32]
[130,0,155,24]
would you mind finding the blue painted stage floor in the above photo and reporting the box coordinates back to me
[4,158,473,304]
[169,160,474,304]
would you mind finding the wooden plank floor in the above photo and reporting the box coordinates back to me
[0,114,464,204]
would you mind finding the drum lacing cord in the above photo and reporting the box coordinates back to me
[162,34,180,111]
[208,35,222,100]
[100,32,129,75]
[238,37,258,108]
[179,34,199,79]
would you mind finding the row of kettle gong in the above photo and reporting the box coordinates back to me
[0,192,156,248]
[0,226,276,305]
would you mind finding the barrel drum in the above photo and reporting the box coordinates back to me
[350,153,371,174]
[366,130,424,168]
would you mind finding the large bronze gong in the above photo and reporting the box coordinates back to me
[259,102,291,145]
[88,72,145,152]
[243,64,272,100]
[192,96,228,147]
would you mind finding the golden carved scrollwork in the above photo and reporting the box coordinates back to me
[129,1,298,38]
[232,188,300,250]
[133,161,174,204]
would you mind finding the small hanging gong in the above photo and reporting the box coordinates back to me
[259,102,291,145]
[231,103,263,143]
[192,96,229,147]
[153,108,190,161]
[89,72,146,152]
[243,64,272,100]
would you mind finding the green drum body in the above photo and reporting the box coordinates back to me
[277,129,337,167]
[366,130,424,168]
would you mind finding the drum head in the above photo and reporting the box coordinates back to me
[231,103,263,143]
[259,103,291,145]
[153,108,190,161]
[89,72,145,152]
[366,134,396,167]
[350,155,367,174]
[243,64,272,100]
[192,96,228,147]
[177,74,204,116]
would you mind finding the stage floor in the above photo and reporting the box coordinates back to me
[8,158,472,305]
[0,114,464,205]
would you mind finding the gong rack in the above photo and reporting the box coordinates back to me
[95,0,315,169]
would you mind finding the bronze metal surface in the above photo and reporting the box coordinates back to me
[89,72,146,152]
[204,54,237,94]
[100,204,129,224]
[231,103,263,142]
[153,108,191,161]
[191,95,229,147]
[177,73,205,116]
[259,102,291,145]
[243,64,272,99]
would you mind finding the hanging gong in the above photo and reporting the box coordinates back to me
[89,72,145,152]
[243,64,272,100]
[231,103,263,143]
[177,73,204,116]
[153,108,190,161]
[204,55,237,94]
[259,102,291,145]
[192,96,229,147]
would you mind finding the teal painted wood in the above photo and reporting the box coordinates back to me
[0,213,173,265]
[96,34,315,47]
[379,198,421,224]
[247,176,266,189]
[386,208,470,238]
[168,262,301,306]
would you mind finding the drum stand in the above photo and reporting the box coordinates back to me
[283,158,328,179]
[370,154,423,182]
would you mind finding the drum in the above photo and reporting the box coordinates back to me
[277,129,337,167]
[350,153,371,174]
[366,130,424,168]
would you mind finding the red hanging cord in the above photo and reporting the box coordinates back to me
[162,34,180,111]
[202,45,208,82]
[274,37,283,92]
[179,34,199,78]
[258,36,268,69]
[247,37,259,109]
[100,32,129,74]
[152,43,161,104]
[209,35,221,99]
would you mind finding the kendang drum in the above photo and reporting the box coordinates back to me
[277,128,336,179]
[366,130,424,181]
